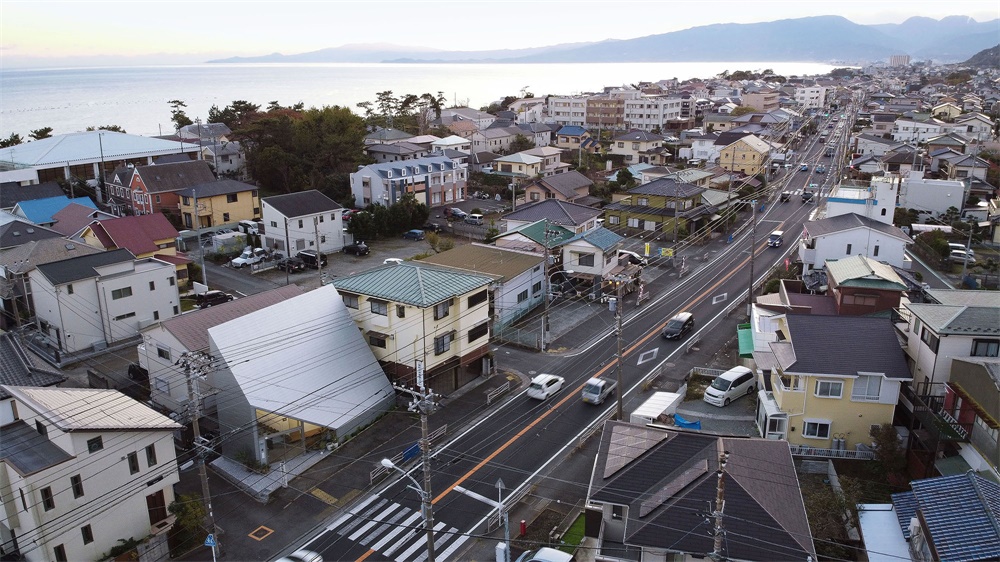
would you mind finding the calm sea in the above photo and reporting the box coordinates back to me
[1,61,836,137]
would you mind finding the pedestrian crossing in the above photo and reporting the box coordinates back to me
[324,494,470,562]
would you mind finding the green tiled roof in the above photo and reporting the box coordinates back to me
[331,262,494,307]
[500,220,575,248]
[563,227,623,252]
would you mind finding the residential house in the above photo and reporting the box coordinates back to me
[899,177,969,219]
[103,159,216,219]
[931,102,963,121]
[950,112,994,140]
[825,255,908,315]
[517,122,555,147]
[177,179,261,230]
[522,171,595,206]
[472,127,522,154]
[585,96,626,131]
[891,117,946,143]
[687,132,721,162]
[799,213,912,272]
[0,237,103,330]
[0,131,199,187]
[752,314,911,450]
[436,107,496,130]
[890,473,1000,561]
[365,142,429,163]
[420,244,545,330]
[852,133,899,157]
[870,113,897,136]
[609,130,665,165]
[80,213,191,287]
[493,219,576,254]
[587,422,816,561]
[47,203,116,240]
[552,126,592,151]
[348,155,466,209]
[12,196,97,228]
[825,176,898,226]
[896,290,1000,391]
[177,122,232,142]
[937,152,990,182]
[363,127,412,145]
[260,190,344,257]
[925,133,970,155]
[208,285,395,465]
[431,135,472,154]
[941,358,1000,477]
[718,135,772,176]
[202,140,245,179]
[521,146,569,176]
[794,85,829,109]
[604,178,715,242]
[703,114,734,133]
[742,89,781,112]
[0,182,65,212]
[0,333,64,425]
[509,98,546,123]
[502,201,602,236]
[558,227,626,289]
[332,262,495,392]
[29,249,180,356]
[492,153,543,179]
[0,386,181,562]
[622,94,686,132]
[137,285,303,414]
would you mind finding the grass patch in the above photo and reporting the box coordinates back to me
[559,513,585,554]
[180,298,197,312]
[685,374,713,401]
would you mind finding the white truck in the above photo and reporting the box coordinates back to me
[581,377,617,405]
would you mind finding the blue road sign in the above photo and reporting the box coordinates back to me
[204,534,217,547]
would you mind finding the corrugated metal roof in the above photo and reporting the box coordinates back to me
[826,255,907,291]
[34,248,134,285]
[0,334,64,400]
[419,244,541,282]
[14,196,96,225]
[2,386,181,431]
[0,131,198,167]
[332,262,493,307]
[0,421,74,476]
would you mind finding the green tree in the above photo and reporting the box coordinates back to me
[731,106,758,116]
[169,494,207,533]
[168,99,193,131]
[209,100,263,131]
[869,423,907,486]
[86,125,126,133]
[0,133,24,148]
[507,134,534,154]
[29,127,53,140]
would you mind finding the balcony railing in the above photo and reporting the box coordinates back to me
[789,444,874,460]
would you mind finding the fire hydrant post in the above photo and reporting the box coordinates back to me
[520,520,526,536]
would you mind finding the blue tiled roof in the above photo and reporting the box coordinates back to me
[557,126,588,136]
[563,226,623,252]
[892,473,1000,561]
[15,196,95,225]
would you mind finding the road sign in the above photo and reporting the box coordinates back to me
[416,359,424,389]
[204,534,217,547]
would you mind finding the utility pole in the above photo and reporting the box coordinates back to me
[542,220,550,349]
[193,190,207,286]
[710,451,730,562]
[747,200,757,317]
[313,216,324,285]
[179,351,219,558]
[610,277,625,420]
[393,376,437,562]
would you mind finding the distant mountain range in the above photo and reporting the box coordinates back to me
[209,15,999,65]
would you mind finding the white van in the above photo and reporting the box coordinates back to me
[464,213,484,226]
[703,366,755,407]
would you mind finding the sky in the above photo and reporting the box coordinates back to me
[1,0,998,67]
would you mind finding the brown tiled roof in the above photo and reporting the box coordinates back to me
[87,213,179,255]
[134,160,216,193]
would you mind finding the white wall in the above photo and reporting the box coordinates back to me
[900,177,968,218]
[800,229,909,272]
[261,207,345,256]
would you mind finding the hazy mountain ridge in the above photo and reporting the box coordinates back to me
[208,15,1000,65]
[961,44,1000,68]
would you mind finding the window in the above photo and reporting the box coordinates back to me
[173,305,179,315]
[852,375,882,401]
[637,197,649,206]
[128,452,139,474]
[19,488,27,511]
[434,332,454,355]
[972,339,999,357]
[270,221,277,228]
[154,377,169,394]
[298,219,304,228]
[920,327,939,353]
[149,281,155,291]
[41,487,55,511]
[223,212,230,222]
[87,436,103,453]
[608,215,620,225]
[182,196,190,205]
[434,299,453,320]
[153,311,159,321]
[578,253,595,267]
[517,290,529,303]
[396,305,406,318]
[627,217,640,228]
[803,420,831,439]
[469,322,489,343]
[114,312,136,321]
[111,287,133,300]
[815,380,843,398]
[145,444,157,467]
[846,244,852,254]
[873,245,879,257]
[71,475,84,498]
[67,284,73,295]
[370,299,388,316]
[532,281,542,294]
[168,277,175,286]
[880,208,887,216]
[82,524,94,545]
[368,333,387,348]
[342,294,359,309]
[227,193,238,203]
[468,289,488,308]
[612,505,624,520]
[53,544,67,562]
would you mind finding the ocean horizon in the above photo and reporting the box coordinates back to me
[1,61,838,138]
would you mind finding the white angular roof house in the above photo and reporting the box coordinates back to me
[208,285,395,466]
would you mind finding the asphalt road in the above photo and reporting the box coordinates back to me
[298,113,848,562]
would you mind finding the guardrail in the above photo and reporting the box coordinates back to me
[486,381,510,406]
[578,408,617,448]
[486,484,533,533]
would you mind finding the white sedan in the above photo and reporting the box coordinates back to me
[526,374,565,401]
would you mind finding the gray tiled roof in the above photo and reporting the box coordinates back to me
[262,189,341,218]
[504,198,600,227]
[0,333,65,400]
[905,304,1000,336]
[892,473,1000,560]
[0,181,65,210]
[625,177,705,199]
[0,220,63,249]
[778,315,912,379]
[131,160,217,194]
[332,262,494,307]
[34,248,134,285]
[178,179,257,198]
[0,420,73,476]
[803,213,911,242]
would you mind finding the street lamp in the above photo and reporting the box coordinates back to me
[381,459,435,562]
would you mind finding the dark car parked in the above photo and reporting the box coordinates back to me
[423,222,443,233]
[276,256,306,273]
[296,250,328,269]
[403,229,426,240]
[196,290,234,308]
[343,241,370,256]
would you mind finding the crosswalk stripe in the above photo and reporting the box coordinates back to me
[378,512,423,554]
[339,498,388,538]
[361,507,410,547]
[396,521,447,562]
[434,533,471,562]
[350,502,402,541]
[412,528,464,562]
[327,493,380,531]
